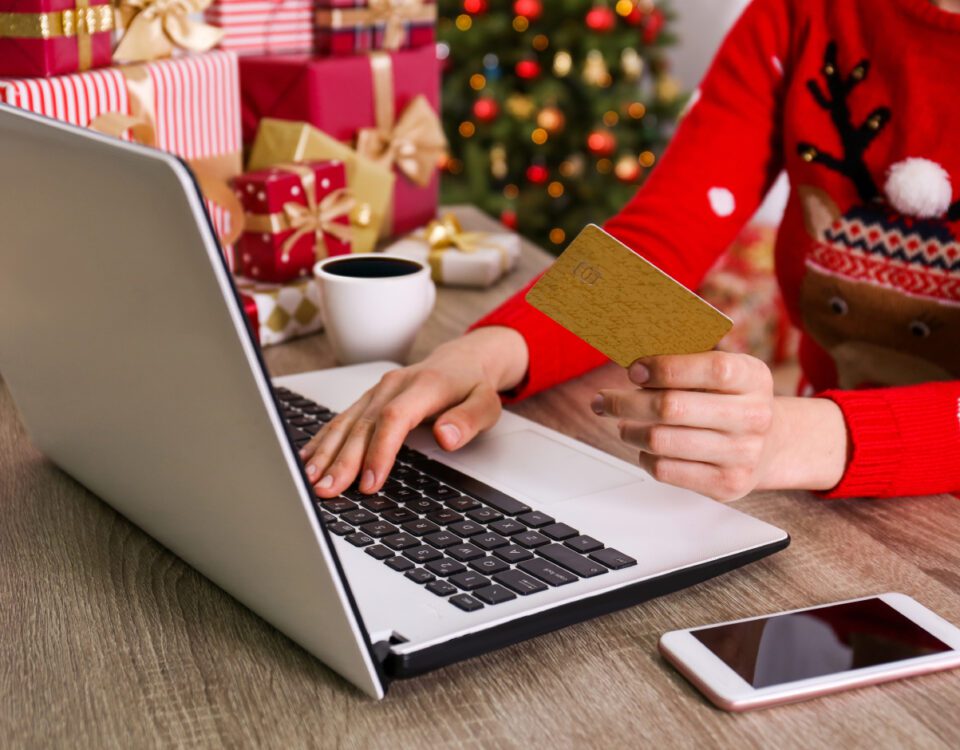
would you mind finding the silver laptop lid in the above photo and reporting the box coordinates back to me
[0,105,384,698]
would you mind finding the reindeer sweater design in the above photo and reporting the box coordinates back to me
[475,0,960,497]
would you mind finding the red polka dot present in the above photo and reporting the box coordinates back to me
[234,160,353,283]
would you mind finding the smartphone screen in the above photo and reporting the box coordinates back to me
[691,597,952,689]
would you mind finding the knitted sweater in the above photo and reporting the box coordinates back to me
[473,0,960,498]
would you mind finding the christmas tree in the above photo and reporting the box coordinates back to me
[438,0,685,251]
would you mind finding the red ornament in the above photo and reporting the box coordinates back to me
[525,164,549,184]
[512,0,542,20]
[625,6,644,26]
[463,0,487,13]
[500,209,518,230]
[585,5,616,32]
[515,59,541,80]
[587,129,616,157]
[643,8,665,44]
[472,97,500,122]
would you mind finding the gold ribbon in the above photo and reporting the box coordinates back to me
[424,213,509,282]
[243,163,355,262]
[88,65,244,245]
[113,0,223,64]
[0,2,113,71]
[355,51,447,189]
[315,0,436,52]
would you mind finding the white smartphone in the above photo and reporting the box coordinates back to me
[659,593,960,712]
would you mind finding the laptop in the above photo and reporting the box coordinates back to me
[0,105,789,699]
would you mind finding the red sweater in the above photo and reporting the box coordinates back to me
[474,0,960,498]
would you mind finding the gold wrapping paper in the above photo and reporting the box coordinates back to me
[113,0,223,63]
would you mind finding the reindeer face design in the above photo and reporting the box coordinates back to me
[797,43,960,389]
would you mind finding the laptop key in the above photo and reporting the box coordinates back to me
[517,511,554,528]
[427,509,463,525]
[424,531,461,549]
[469,556,510,575]
[390,464,416,480]
[290,417,315,427]
[538,544,608,578]
[542,523,579,541]
[493,545,534,563]
[518,559,577,586]
[494,569,548,596]
[360,496,397,512]
[403,545,443,564]
[425,558,467,577]
[321,499,357,514]
[490,519,525,536]
[473,533,509,551]
[327,522,353,536]
[404,568,435,584]
[450,571,490,591]
[412,459,531,516]
[302,423,321,436]
[346,532,374,547]
[513,531,550,549]
[589,548,638,570]
[382,508,418,524]
[424,485,461,501]
[364,545,394,560]
[398,446,429,463]
[445,495,480,512]
[383,533,420,550]
[342,487,369,501]
[319,511,336,524]
[473,585,517,605]
[407,498,441,514]
[467,507,502,524]
[342,509,377,526]
[385,556,414,572]
[402,519,441,536]
[447,544,485,562]
[383,487,421,503]
[360,521,398,538]
[449,594,484,612]
[565,535,603,553]
[426,580,457,597]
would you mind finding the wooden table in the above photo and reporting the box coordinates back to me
[3,206,959,748]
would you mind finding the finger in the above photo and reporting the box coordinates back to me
[301,396,371,483]
[314,415,379,497]
[628,352,771,395]
[619,423,762,466]
[595,389,769,432]
[432,384,502,451]
[637,453,752,502]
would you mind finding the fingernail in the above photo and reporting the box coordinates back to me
[591,394,604,415]
[318,474,334,489]
[306,464,318,477]
[438,423,461,448]
[361,469,375,490]
[629,362,650,384]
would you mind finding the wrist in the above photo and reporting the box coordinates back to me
[450,326,530,392]
[760,397,849,491]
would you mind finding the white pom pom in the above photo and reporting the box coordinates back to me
[884,158,953,219]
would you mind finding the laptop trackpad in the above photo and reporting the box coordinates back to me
[441,430,636,505]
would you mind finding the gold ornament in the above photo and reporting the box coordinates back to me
[536,106,565,133]
[505,93,536,119]
[583,49,611,87]
[553,49,573,77]
[621,47,644,80]
[490,144,508,179]
[656,74,681,104]
[559,154,586,179]
[614,155,640,182]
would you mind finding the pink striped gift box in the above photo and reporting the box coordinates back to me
[206,0,317,55]
[0,51,244,267]
[314,0,436,56]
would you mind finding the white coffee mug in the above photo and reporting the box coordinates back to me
[314,255,436,365]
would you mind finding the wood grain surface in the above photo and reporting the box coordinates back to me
[2,207,958,749]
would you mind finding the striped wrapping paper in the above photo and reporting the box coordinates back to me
[314,0,435,56]
[0,51,243,267]
[206,0,317,55]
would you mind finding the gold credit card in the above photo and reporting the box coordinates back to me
[525,224,733,367]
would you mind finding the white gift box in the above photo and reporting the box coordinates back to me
[236,276,324,346]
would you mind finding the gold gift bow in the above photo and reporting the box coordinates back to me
[87,65,244,245]
[243,163,355,263]
[0,1,113,71]
[314,0,436,52]
[113,0,223,64]
[355,51,447,189]
[424,213,510,282]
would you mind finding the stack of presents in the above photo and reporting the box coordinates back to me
[0,0,520,346]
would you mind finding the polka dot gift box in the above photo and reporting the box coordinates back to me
[234,160,353,283]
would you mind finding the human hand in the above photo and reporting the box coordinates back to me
[591,351,848,501]
[301,326,528,498]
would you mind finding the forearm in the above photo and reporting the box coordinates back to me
[759,397,848,492]
[454,325,529,393]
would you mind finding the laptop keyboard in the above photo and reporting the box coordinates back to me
[277,388,637,613]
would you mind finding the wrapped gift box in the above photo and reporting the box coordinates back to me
[236,276,324,346]
[241,292,261,343]
[0,50,244,264]
[383,214,521,288]
[234,160,352,282]
[0,0,114,77]
[205,0,316,55]
[247,118,394,254]
[314,0,436,56]
[239,45,445,237]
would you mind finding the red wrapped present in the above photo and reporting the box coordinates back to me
[241,292,261,344]
[0,0,114,77]
[234,160,353,282]
[314,0,436,56]
[0,50,245,267]
[239,46,445,236]
[205,0,316,55]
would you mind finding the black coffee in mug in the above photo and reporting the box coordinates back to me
[322,256,422,279]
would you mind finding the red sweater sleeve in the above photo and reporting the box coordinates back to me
[472,0,792,399]
[820,383,960,498]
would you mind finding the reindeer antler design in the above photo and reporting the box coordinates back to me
[797,42,891,204]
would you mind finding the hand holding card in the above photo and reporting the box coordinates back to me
[525,224,732,367]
